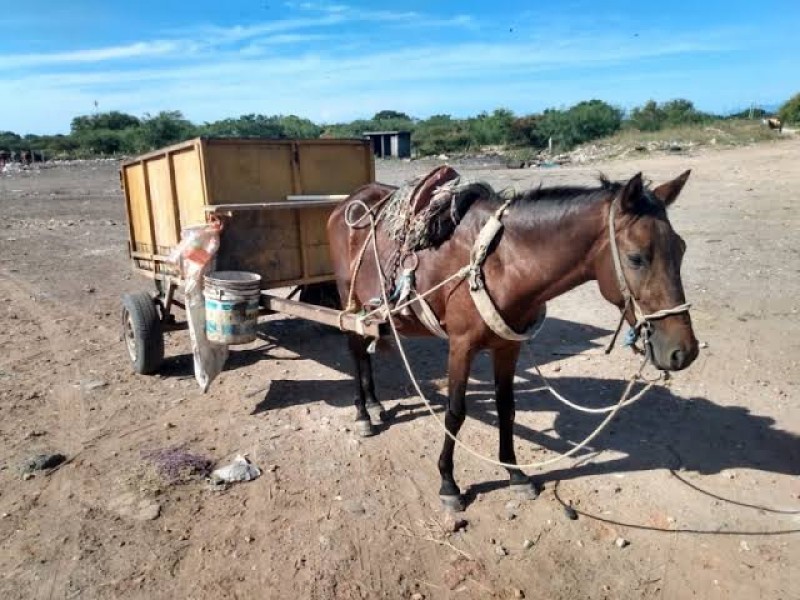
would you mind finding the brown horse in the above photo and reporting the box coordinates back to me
[327,170,698,510]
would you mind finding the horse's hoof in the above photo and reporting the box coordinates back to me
[366,403,387,424]
[440,494,466,513]
[510,481,539,501]
[355,419,376,437]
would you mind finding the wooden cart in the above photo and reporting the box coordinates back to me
[120,137,381,374]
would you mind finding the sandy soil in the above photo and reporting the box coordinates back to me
[0,141,798,600]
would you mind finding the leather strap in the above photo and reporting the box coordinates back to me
[409,294,449,339]
[467,198,545,342]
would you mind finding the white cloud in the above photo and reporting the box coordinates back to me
[0,40,183,69]
[0,7,771,134]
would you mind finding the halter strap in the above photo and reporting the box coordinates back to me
[604,195,692,354]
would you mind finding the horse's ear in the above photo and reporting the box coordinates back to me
[618,172,644,213]
[652,169,691,207]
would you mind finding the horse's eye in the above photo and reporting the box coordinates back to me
[627,253,645,268]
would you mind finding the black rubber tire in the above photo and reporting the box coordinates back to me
[121,292,165,375]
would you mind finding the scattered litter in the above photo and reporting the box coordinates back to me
[210,454,261,484]
[20,453,66,473]
[615,537,629,548]
[142,446,212,484]
[494,544,508,557]
[523,538,535,550]
[739,540,750,552]
[79,379,108,391]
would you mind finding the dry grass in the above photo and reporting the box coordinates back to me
[604,119,782,149]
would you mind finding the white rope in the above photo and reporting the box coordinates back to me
[365,211,658,471]
[527,346,658,414]
[361,264,470,321]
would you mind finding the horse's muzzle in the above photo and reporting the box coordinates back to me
[648,328,699,371]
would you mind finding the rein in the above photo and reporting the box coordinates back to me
[336,185,692,471]
[355,204,660,470]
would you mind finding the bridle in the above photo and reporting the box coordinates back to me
[604,194,692,357]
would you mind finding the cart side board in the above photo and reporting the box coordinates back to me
[121,138,375,289]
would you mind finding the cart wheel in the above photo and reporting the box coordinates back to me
[121,292,165,375]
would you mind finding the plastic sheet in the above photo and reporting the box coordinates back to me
[168,221,228,392]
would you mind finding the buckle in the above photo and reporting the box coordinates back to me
[468,268,484,291]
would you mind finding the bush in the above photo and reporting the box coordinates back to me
[412,115,473,155]
[538,100,622,150]
[134,111,197,152]
[71,111,140,135]
[201,114,322,139]
[629,99,712,132]
[778,93,800,125]
[466,109,515,146]
[629,100,665,131]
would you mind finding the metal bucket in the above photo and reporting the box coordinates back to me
[203,271,262,345]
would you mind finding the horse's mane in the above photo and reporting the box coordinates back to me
[492,174,664,223]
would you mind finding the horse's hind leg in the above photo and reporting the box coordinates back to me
[438,339,476,512]
[347,334,385,436]
[494,343,538,500]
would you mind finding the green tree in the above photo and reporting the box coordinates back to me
[778,92,800,124]
[467,108,515,145]
[629,100,666,131]
[202,114,285,138]
[661,99,709,126]
[412,114,472,155]
[0,130,23,152]
[537,100,622,150]
[509,115,546,146]
[372,110,412,121]
[134,111,196,151]
[70,111,140,134]
[276,115,322,138]
[629,98,710,131]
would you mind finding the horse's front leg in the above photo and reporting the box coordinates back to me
[494,343,538,500]
[438,338,476,512]
[347,334,383,437]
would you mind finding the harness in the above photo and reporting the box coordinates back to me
[338,185,693,472]
[343,186,690,351]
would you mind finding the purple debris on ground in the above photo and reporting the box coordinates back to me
[141,446,213,483]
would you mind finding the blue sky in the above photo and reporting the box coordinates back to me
[1,0,798,134]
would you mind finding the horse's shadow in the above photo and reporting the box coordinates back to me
[198,315,800,498]
[249,315,604,414]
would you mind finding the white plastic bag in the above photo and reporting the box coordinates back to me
[210,454,261,483]
[168,222,229,392]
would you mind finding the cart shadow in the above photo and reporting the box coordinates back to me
[158,340,283,378]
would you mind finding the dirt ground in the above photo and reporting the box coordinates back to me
[0,140,798,600]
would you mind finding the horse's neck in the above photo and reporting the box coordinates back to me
[494,201,605,308]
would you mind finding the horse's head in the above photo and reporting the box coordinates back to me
[596,171,698,371]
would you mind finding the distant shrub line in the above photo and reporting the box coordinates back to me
[1,95,796,160]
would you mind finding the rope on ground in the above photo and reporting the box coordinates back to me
[365,209,660,471]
